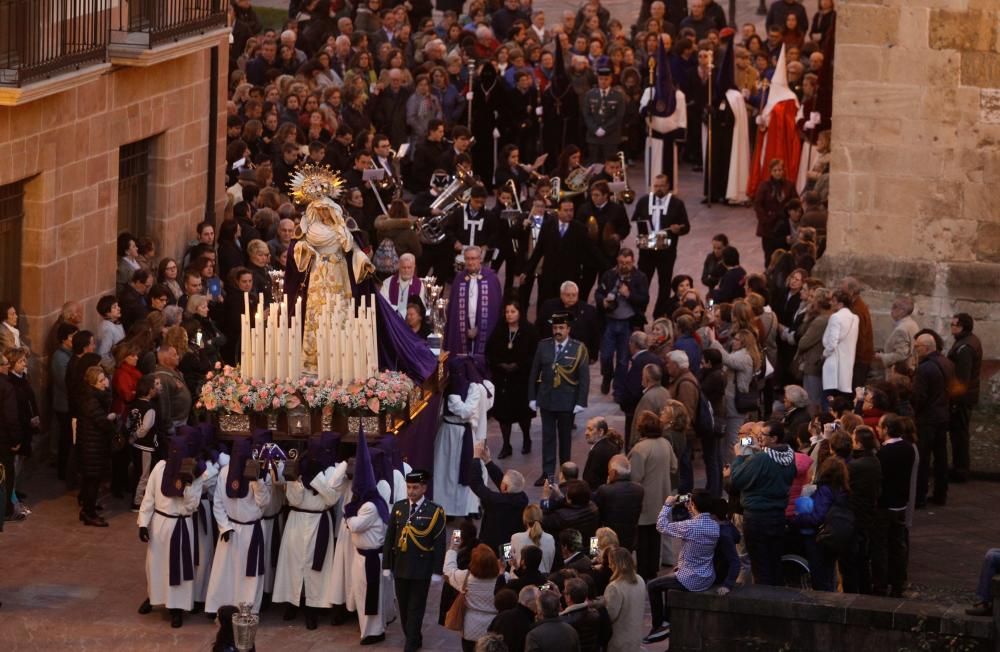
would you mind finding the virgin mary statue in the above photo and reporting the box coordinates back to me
[289,166,374,372]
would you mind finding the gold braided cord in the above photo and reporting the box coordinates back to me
[397,505,444,552]
[553,344,587,388]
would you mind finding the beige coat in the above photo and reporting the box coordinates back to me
[603,576,647,652]
[628,436,678,525]
[629,385,670,448]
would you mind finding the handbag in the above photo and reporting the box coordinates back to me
[443,573,468,632]
[735,367,764,414]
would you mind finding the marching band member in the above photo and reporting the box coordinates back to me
[632,174,690,318]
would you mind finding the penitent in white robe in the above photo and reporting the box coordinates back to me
[345,484,390,639]
[260,463,286,595]
[192,460,220,603]
[433,381,495,517]
[137,461,206,610]
[330,490,355,610]
[204,468,272,614]
[273,463,349,608]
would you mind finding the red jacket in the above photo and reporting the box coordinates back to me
[112,362,142,415]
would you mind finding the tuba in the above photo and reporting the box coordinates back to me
[616,151,636,204]
[418,167,476,244]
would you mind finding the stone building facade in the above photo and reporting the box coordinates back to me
[821,0,1000,360]
[0,5,229,361]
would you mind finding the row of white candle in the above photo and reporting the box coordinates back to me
[315,294,378,383]
[240,293,303,382]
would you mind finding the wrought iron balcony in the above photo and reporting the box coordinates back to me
[112,0,227,49]
[0,0,111,87]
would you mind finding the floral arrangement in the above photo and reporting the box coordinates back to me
[198,364,414,416]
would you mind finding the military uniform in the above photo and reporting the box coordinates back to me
[582,79,626,164]
[528,322,591,482]
[383,492,446,652]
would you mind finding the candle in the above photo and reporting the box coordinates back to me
[254,311,264,382]
[331,312,341,384]
[264,311,274,382]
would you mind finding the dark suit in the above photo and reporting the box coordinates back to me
[594,479,644,550]
[529,337,590,480]
[384,498,447,652]
[468,459,529,552]
[523,219,593,306]
[633,192,690,317]
[619,349,663,436]
[582,437,621,492]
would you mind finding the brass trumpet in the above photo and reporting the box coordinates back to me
[616,151,636,204]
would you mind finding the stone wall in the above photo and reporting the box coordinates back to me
[820,0,1000,361]
[669,583,997,652]
[0,38,229,349]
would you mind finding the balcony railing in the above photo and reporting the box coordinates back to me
[113,0,227,48]
[0,0,111,87]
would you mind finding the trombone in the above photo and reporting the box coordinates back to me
[615,151,636,204]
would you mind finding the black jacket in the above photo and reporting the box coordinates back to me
[469,459,530,552]
[525,617,581,652]
[504,567,547,596]
[0,375,21,451]
[542,502,600,543]
[947,332,983,406]
[848,451,882,532]
[76,386,115,478]
[913,352,953,427]
[372,87,413,148]
[489,604,540,652]
[575,200,630,263]
[383,498,447,578]
[66,352,102,418]
[620,350,662,412]
[559,603,611,652]
[118,284,149,333]
[582,437,621,492]
[595,266,650,328]
[593,479,644,550]
[632,192,690,254]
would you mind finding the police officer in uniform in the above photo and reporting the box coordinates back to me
[383,469,446,652]
[528,312,591,487]
[582,65,626,164]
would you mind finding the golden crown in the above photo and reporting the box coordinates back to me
[288,164,344,204]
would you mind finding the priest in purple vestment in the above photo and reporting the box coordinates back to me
[444,246,502,362]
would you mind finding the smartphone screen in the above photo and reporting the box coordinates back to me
[451,530,462,547]
[589,536,598,557]
[501,543,512,562]
[740,436,754,447]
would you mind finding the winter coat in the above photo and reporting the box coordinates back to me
[76,386,115,478]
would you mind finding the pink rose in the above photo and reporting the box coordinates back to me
[272,398,280,409]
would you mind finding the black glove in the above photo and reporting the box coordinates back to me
[139,527,150,543]
[221,530,233,543]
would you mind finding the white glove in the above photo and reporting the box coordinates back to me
[595,127,606,138]
[492,128,501,139]
[573,405,585,415]
[431,574,443,583]
[535,106,543,116]
[330,460,348,484]
[810,111,821,124]
[755,115,767,128]
[383,569,392,578]
[529,400,538,412]
[466,91,473,101]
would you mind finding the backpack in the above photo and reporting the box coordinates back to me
[815,495,855,552]
[680,378,717,439]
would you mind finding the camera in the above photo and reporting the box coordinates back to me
[677,494,691,504]
[740,436,754,447]
[451,530,462,547]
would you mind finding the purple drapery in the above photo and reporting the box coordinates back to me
[395,394,442,498]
